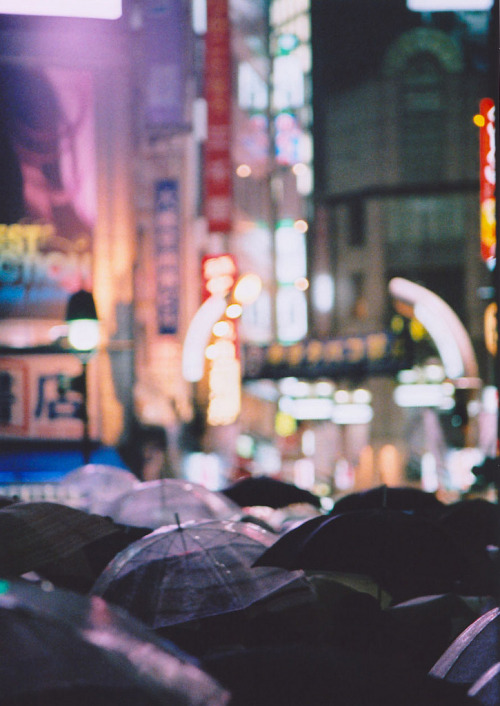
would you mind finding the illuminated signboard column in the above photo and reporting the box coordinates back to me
[478,97,496,268]
[201,254,241,426]
[268,0,313,344]
[204,0,233,236]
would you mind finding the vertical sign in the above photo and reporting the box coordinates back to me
[140,0,190,131]
[479,97,496,265]
[204,0,233,234]
[154,180,181,335]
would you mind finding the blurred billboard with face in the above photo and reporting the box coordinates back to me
[0,63,96,319]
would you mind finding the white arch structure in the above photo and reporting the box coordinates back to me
[181,295,228,382]
[389,277,479,380]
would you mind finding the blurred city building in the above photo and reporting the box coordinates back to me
[0,0,496,500]
[307,0,497,495]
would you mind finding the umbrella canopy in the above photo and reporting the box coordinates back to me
[0,501,151,592]
[58,464,139,514]
[467,663,500,705]
[331,484,444,517]
[221,476,322,509]
[437,499,500,553]
[0,501,126,576]
[201,640,478,706]
[0,577,230,706]
[430,606,500,685]
[103,478,242,529]
[384,593,489,672]
[91,518,314,629]
[254,508,497,602]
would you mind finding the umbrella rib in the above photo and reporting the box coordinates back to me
[468,662,500,697]
[429,607,500,678]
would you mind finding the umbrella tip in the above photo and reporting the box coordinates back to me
[175,512,182,529]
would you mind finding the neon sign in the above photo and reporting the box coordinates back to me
[479,98,496,266]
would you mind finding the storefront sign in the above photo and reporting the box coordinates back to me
[242,331,411,381]
[154,180,181,335]
[0,353,98,441]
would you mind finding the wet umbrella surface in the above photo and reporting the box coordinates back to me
[58,464,139,514]
[0,577,230,706]
[253,508,497,602]
[91,518,314,629]
[103,478,242,529]
[430,606,500,704]
[331,484,444,517]
[0,501,150,592]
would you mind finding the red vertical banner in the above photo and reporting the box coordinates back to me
[204,0,233,234]
[479,97,496,264]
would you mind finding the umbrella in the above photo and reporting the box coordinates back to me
[91,518,314,630]
[384,593,489,671]
[331,484,444,517]
[430,606,500,685]
[437,499,500,553]
[0,501,150,592]
[103,478,242,528]
[467,663,500,705]
[253,508,497,602]
[0,577,231,706]
[201,640,478,706]
[221,476,322,509]
[58,464,139,514]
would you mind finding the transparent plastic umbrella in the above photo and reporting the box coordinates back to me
[103,478,242,529]
[59,464,140,514]
[0,577,230,706]
[91,518,314,628]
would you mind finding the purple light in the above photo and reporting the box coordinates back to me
[0,0,122,19]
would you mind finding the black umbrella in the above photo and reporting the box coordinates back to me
[201,640,478,706]
[467,662,500,705]
[437,498,500,553]
[0,500,151,592]
[254,508,497,602]
[0,578,230,706]
[383,593,490,671]
[221,476,322,509]
[430,606,500,686]
[331,485,444,517]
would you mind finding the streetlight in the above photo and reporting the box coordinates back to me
[65,289,100,464]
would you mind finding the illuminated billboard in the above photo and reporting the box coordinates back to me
[0,1,122,19]
[479,98,496,267]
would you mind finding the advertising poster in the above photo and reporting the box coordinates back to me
[0,63,96,320]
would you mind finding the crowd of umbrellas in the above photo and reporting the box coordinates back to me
[0,465,499,705]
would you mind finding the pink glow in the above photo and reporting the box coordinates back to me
[0,0,121,19]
